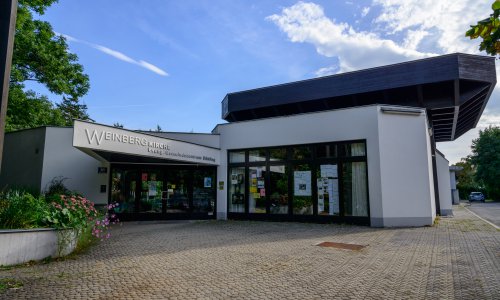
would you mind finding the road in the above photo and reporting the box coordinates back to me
[466,201,500,227]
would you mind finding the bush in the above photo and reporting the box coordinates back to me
[44,195,99,232]
[44,176,71,197]
[457,184,488,200]
[0,191,49,229]
[0,188,120,252]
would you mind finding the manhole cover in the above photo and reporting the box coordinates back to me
[316,241,366,251]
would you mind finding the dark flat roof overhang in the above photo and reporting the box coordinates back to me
[222,53,496,142]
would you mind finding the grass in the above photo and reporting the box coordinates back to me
[66,225,99,258]
[0,226,99,271]
[0,278,23,292]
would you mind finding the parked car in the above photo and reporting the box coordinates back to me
[469,192,485,202]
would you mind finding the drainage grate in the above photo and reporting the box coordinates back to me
[316,242,366,251]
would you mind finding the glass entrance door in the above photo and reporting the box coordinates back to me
[139,170,163,214]
[110,164,216,220]
[192,169,216,215]
[165,169,191,214]
[111,168,137,213]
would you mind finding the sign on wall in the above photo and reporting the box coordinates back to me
[73,120,220,165]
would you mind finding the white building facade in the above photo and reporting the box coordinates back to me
[0,54,495,227]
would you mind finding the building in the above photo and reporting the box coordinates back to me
[0,53,496,227]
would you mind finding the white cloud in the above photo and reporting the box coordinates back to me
[137,60,169,76]
[402,29,429,50]
[361,7,370,17]
[267,2,435,74]
[268,1,500,164]
[61,33,168,77]
[92,45,136,64]
[373,0,490,53]
[315,65,339,77]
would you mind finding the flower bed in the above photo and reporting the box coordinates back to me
[0,190,119,266]
[0,228,77,266]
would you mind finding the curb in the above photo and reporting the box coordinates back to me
[463,206,500,230]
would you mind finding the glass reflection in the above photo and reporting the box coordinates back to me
[292,164,313,215]
[269,165,288,214]
[249,166,266,213]
[229,167,245,213]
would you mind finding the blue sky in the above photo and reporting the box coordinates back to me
[27,0,499,164]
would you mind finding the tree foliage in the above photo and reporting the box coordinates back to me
[453,158,487,200]
[469,126,500,199]
[455,158,475,187]
[7,0,91,131]
[466,1,500,55]
[6,85,65,132]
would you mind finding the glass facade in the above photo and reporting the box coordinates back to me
[269,164,288,214]
[110,164,216,219]
[227,140,369,223]
[228,167,245,213]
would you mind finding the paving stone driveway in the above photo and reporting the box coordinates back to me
[1,205,499,300]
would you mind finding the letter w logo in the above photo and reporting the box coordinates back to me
[85,129,105,145]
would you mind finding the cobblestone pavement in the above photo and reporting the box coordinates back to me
[1,205,499,300]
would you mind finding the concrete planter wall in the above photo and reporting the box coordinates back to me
[0,228,78,266]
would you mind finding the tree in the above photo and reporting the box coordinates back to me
[5,86,65,132]
[455,158,475,187]
[453,157,486,200]
[469,126,500,200]
[57,97,91,124]
[113,122,124,128]
[466,1,500,55]
[7,0,91,131]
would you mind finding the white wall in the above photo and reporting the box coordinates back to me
[436,152,453,215]
[377,108,435,226]
[41,127,108,204]
[215,105,436,227]
[214,105,382,222]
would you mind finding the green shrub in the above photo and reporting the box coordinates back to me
[0,191,49,229]
[457,184,488,200]
[44,177,71,197]
[44,195,98,232]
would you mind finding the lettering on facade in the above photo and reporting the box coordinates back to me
[85,129,169,150]
[82,128,216,164]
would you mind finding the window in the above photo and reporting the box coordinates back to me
[229,167,245,213]
[270,148,287,161]
[138,171,164,213]
[316,164,339,216]
[342,161,368,216]
[227,140,368,222]
[316,144,337,158]
[229,151,245,163]
[342,143,366,157]
[292,164,313,215]
[111,168,136,213]
[192,169,215,214]
[249,166,266,213]
[269,165,288,214]
[292,146,312,160]
[249,149,267,162]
